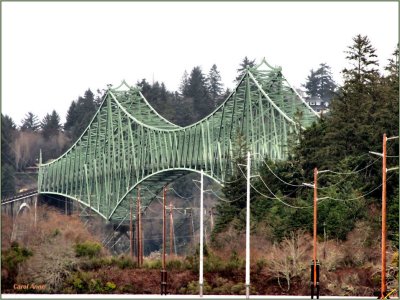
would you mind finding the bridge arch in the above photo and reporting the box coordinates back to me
[11,202,33,242]
[17,202,31,215]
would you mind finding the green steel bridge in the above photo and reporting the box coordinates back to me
[38,59,319,222]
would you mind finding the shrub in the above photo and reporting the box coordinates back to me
[1,242,33,288]
[52,228,60,237]
[143,259,162,269]
[104,281,116,292]
[74,241,101,258]
[69,272,90,292]
[179,280,211,294]
[255,258,267,273]
[121,284,139,293]
[66,272,117,293]
[88,278,103,293]
[166,258,191,271]
[226,250,244,271]
[112,255,137,269]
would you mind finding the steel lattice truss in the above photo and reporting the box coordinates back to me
[38,59,318,221]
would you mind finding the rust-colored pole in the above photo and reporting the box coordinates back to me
[138,187,143,266]
[313,167,318,288]
[381,133,387,299]
[130,196,133,259]
[163,186,166,270]
[136,189,140,266]
[169,203,173,257]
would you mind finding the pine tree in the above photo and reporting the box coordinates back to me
[179,70,190,97]
[325,35,380,158]
[316,63,337,102]
[385,44,399,85]
[20,112,40,132]
[215,131,252,233]
[235,56,256,82]
[342,34,379,89]
[1,114,17,196]
[187,66,212,118]
[41,110,62,139]
[207,64,223,106]
[64,89,97,142]
[303,69,319,98]
[302,63,336,102]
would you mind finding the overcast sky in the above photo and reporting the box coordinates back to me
[2,2,398,126]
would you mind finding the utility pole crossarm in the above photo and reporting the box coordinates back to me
[302,183,315,188]
[387,136,399,141]
[387,166,399,172]
[369,151,383,157]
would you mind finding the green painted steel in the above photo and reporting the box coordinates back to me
[38,59,318,221]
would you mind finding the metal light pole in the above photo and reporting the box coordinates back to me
[199,169,204,297]
[245,151,251,299]
[313,167,318,291]
[161,186,167,295]
[381,133,387,300]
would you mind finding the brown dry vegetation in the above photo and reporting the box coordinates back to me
[1,205,104,292]
[13,131,70,171]
[1,206,398,296]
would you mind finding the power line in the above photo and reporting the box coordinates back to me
[168,187,194,200]
[324,174,394,202]
[237,164,316,209]
[192,180,246,203]
[319,156,381,175]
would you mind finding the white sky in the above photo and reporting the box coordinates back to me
[2,2,398,126]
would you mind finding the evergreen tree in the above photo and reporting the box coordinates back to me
[137,78,152,96]
[303,69,319,98]
[342,34,379,89]
[235,56,256,82]
[64,89,97,142]
[179,70,190,97]
[325,35,380,159]
[214,131,254,233]
[41,110,62,139]
[316,63,337,102]
[303,63,337,102]
[20,112,40,132]
[1,114,17,197]
[385,44,399,85]
[207,64,223,106]
[187,66,212,118]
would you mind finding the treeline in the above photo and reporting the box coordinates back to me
[215,35,399,245]
[1,89,103,197]
[1,58,255,197]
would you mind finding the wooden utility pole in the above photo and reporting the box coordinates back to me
[381,133,387,300]
[169,202,174,257]
[306,167,320,299]
[369,133,400,299]
[136,188,142,267]
[139,187,143,266]
[130,196,133,259]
